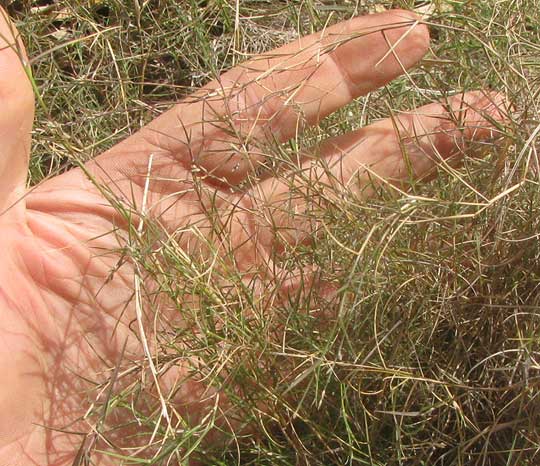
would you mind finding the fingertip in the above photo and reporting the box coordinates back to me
[448,90,510,141]
[387,9,430,43]
[472,90,510,121]
[0,6,33,106]
[460,90,507,110]
[0,6,33,214]
[378,9,431,70]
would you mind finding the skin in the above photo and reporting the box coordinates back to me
[0,7,507,466]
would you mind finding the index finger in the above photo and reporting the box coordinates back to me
[140,9,430,184]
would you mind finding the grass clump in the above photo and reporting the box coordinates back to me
[8,0,540,464]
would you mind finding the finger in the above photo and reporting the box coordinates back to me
[0,7,34,217]
[139,9,429,185]
[316,90,508,193]
[254,91,509,248]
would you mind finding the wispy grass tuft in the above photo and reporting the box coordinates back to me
[10,0,540,464]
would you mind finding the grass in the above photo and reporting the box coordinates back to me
[8,0,540,464]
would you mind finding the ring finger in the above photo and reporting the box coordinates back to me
[251,91,509,250]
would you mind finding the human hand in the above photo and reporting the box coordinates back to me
[0,7,507,465]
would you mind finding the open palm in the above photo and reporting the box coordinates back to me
[0,8,506,465]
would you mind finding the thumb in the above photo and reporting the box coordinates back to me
[0,7,34,216]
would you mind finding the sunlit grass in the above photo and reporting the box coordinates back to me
[10,0,540,464]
